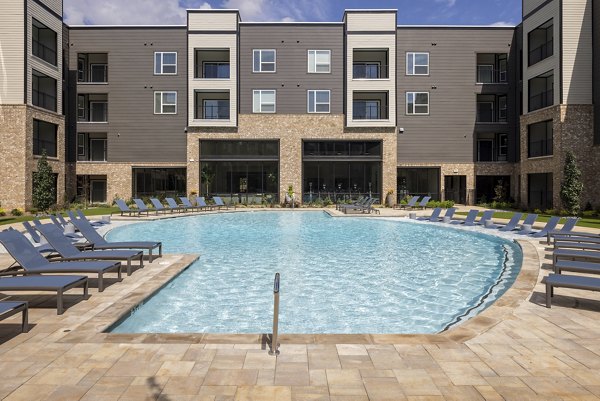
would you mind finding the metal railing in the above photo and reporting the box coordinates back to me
[32,39,57,65]
[200,63,230,79]
[528,40,553,66]
[352,64,389,79]
[352,104,387,120]
[529,89,553,112]
[476,66,507,83]
[32,89,57,112]
[528,139,553,158]
[201,104,230,120]
[269,273,280,356]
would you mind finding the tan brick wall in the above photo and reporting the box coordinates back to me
[0,105,66,210]
[187,114,397,203]
[519,104,597,210]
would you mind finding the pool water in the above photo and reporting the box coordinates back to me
[108,211,522,334]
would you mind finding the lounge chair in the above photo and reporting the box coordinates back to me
[554,241,600,252]
[548,231,599,244]
[337,196,365,211]
[450,209,479,226]
[196,197,216,211]
[0,275,88,314]
[213,196,231,210]
[115,199,148,217]
[542,274,600,308]
[22,221,55,254]
[516,213,538,233]
[523,216,561,237]
[497,213,523,232]
[553,248,600,265]
[554,260,600,275]
[413,196,432,210]
[343,198,376,214]
[0,301,28,332]
[35,223,143,276]
[546,217,580,244]
[440,208,456,222]
[76,209,108,226]
[417,207,441,221]
[49,215,65,228]
[165,197,187,213]
[133,199,157,215]
[0,230,122,292]
[552,235,600,249]
[150,198,170,214]
[394,196,419,210]
[180,197,202,211]
[476,210,495,226]
[70,217,162,262]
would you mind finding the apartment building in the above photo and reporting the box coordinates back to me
[0,0,598,210]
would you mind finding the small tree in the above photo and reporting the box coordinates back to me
[560,151,583,215]
[32,150,56,212]
[493,179,506,202]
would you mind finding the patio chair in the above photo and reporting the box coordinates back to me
[213,196,231,210]
[0,274,88,315]
[552,235,600,249]
[546,217,580,244]
[520,213,538,227]
[497,213,523,232]
[553,248,600,266]
[70,217,162,262]
[133,199,157,215]
[180,197,202,211]
[76,209,109,226]
[394,196,419,210]
[476,210,495,227]
[336,196,365,211]
[343,198,375,214]
[54,213,71,227]
[115,199,148,217]
[522,216,561,237]
[413,196,432,210]
[440,207,456,222]
[165,197,187,213]
[360,198,380,214]
[0,301,28,332]
[0,229,122,292]
[542,274,600,308]
[554,241,600,252]
[196,197,216,211]
[150,198,170,214]
[450,209,479,226]
[417,207,442,221]
[22,221,55,254]
[35,223,143,276]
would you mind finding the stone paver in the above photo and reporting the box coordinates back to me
[1,210,600,400]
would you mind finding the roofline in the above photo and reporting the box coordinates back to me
[239,21,344,25]
[186,8,239,12]
[397,24,517,29]
[68,25,186,29]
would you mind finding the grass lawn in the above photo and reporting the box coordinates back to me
[0,207,119,226]
[456,210,600,230]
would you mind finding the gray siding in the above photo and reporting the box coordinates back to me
[239,25,344,115]
[0,1,25,104]
[39,0,62,17]
[396,27,518,164]
[68,28,187,163]
[594,0,600,144]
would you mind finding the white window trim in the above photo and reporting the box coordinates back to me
[154,91,178,115]
[307,50,331,74]
[154,52,178,75]
[253,90,276,113]
[253,49,276,73]
[406,92,430,115]
[406,52,430,76]
[307,90,331,113]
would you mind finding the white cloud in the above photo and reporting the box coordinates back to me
[435,0,457,7]
[489,21,516,27]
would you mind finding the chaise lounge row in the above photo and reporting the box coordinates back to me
[116,196,231,217]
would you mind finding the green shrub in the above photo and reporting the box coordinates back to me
[582,210,597,218]
[27,207,38,215]
[0,208,6,217]
[10,208,23,216]
[533,208,543,214]
[543,209,556,216]
[426,200,455,209]
[559,209,571,217]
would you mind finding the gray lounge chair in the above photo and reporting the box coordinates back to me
[417,207,441,221]
[526,216,561,237]
[180,197,202,211]
[552,235,600,249]
[553,248,600,265]
[497,213,523,232]
[395,196,420,210]
[0,301,28,332]
[413,196,432,210]
[35,223,143,276]
[542,274,600,308]
[76,209,108,226]
[343,198,378,214]
[150,198,170,214]
[451,209,479,226]
[115,199,148,217]
[165,197,187,213]
[22,221,55,254]
[337,196,365,211]
[440,208,456,222]
[554,260,600,275]
[476,210,495,226]
[70,217,162,262]
[554,241,600,252]
[196,197,216,211]
[518,213,538,230]
[546,217,580,244]
[0,275,88,314]
[0,230,122,292]
[213,196,230,210]
[133,199,157,215]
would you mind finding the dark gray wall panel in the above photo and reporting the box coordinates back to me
[594,1,600,144]
[68,28,187,163]
[239,25,344,114]
[396,27,517,163]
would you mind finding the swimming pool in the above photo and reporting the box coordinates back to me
[108,211,522,334]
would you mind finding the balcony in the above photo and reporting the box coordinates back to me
[528,72,554,112]
[195,49,230,79]
[476,95,507,123]
[77,133,107,162]
[32,70,57,112]
[352,92,389,120]
[78,53,108,83]
[353,49,389,79]
[476,53,507,84]
[194,91,230,120]
[476,133,508,162]
[78,94,108,122]
[528,19,553,66]
[32,18,57,66]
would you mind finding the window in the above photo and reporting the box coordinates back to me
[307,90,330,113]
[498,134,508,160]
[90,102,108,122]
[154,52,177,75]
[528,120,553,158]
[528,173,553,210]
[498,96,507,122]
[32,18,57,65]
[406,52,429,75]
[528,71,553,112]
[32,70,57,112]
[253,50,276,72]
[308,50,331,73]
[90,64,108,83]
[133,168,187,198]
[406,92,429,115]
[253,90,276,113]
[528,19,553,66]
[77,133,108,161]
[477,102,494,122]
[154,91,177,114]
[33,119,57,157]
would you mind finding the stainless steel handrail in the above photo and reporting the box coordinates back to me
[269,273,280,356]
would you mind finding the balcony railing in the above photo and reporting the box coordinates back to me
[528,139,553,158]
[476,66,507,83]
[201,104,230,120]
[201,63,230,79]
[32,39,57,65]
[529,89,553,112]
[352,104,387,120]
[352,64,389,79]
[528,40,553,66]
[32,89,57,112]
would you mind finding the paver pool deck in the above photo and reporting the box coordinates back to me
[1,208,600,400]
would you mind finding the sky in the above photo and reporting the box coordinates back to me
[63,0,522,27]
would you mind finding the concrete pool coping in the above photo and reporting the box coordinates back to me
[48,209,540,345]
